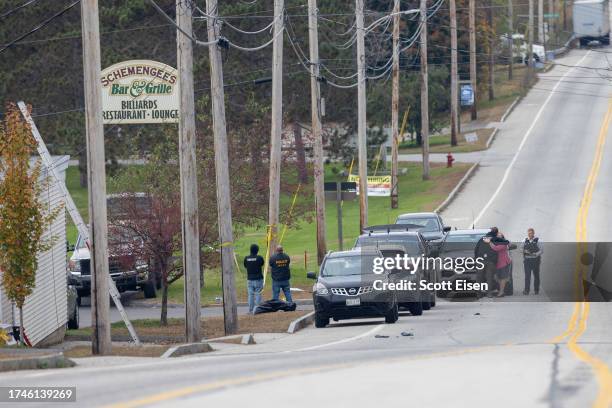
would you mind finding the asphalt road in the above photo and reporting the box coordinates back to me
[2,49,612,408]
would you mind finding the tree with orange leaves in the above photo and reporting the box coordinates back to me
[0,103,61,344]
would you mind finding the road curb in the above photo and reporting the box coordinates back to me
[287,311,315,334]
[161,342,214,358]
[207,333,256,345]
[0,352,75,372]
[500,97,520,123]
[485,128,498,149]
[434,162,479,215]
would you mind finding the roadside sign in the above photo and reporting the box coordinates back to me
[464,133,478,144]
[101,60,180,124]
[348,175,391,197]
[460,84,475,106]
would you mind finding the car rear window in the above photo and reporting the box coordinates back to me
[396,217,440,232]
[355,236,422,255]
[322,255,378,277]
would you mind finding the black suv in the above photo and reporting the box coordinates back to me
[307,249,399,328]
[355,228,436,315]
[395,212,451,251]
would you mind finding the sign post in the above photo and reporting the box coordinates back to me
[325,182,357,251]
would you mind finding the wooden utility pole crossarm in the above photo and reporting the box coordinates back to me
[80,0,111,356]
[176,0,201,343]
[206,0,238,335]
[307,0,327,264]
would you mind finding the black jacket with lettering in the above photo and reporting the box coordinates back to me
[243,254,264,281]
[269,252,291,281]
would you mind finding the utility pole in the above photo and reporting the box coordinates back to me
[420,0,430,181]
[548,0,554,45]
[268,0,284,256]
[206,0,237,335]
[538,0,544,44]
[307,0,327,265]
[563,0,567,32]
[391,0,400,208]
[508,0,514,81]
[356,0,368,230]
[528,0,535,83]
[81,0,110,355]
[488,0,495,101]
[469,0,478,120]
[176,0,201,343]
[450,0,459,146]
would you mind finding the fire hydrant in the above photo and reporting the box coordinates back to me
[447,152,455,168]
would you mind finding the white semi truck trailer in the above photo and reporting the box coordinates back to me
[574,0,611,46]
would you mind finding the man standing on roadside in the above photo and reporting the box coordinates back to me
[269,245,292,303]
[475,227,499,298]
[244,244,264,314]
[522,228,543,295]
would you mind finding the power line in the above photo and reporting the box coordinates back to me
[0,0,40,20]
[0,0,80,54]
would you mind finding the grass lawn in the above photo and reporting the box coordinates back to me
[66,312,308,344]
[66,161,471,305]
[399,128,494,154]
[399,64,530,155]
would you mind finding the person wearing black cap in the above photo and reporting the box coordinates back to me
[269,245,292,302]
[475,227,499,297]
[244,244,264,314]
[522,228,543,295]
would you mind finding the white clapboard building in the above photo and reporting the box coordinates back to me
[0,156,69,346]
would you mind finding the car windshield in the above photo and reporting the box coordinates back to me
[322,255,378,277]
[445,234,484,243]
[355,236,422,255]
[442,234,484,253]
[396,217,440,232]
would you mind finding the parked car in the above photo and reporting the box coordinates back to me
[437,229,489,297]
[395,212,451,251]
[438,229,517,297]
[355,227,436,315]
[67,231,157,303]
[307,249,399,328]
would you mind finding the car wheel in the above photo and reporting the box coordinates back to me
[314,313,329,328]
[437,290,448,298]
[385,303,399,324]
[67,303,79,330]
[408,301,423,316]
[430,296,436,308]
[143,280,156,299]
[422,301,431,311]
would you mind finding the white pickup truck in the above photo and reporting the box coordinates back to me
[574,0,611,46]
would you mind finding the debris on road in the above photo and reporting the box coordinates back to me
[374,335,390,339]
[400,332,414,337]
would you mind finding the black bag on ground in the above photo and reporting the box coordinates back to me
[254,299,297,314]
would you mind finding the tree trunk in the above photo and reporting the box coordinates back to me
[293,122,308,184]
[161,279,169,326]
[78,149,87,188]
[18,306,24,346]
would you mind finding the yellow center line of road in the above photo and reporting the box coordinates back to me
[549,98,612,408]
[106,344,509,408]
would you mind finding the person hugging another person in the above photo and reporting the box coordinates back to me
[485,231,512,298]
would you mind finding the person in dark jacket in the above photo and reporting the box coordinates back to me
[475,227,499,297]
[522,228,543,295]
[244,244,264,314]
[269,245,292,302]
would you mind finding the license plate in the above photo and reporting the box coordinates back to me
[346,298,361,306]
